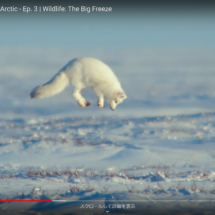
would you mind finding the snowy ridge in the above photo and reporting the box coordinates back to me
[1,112,215,205]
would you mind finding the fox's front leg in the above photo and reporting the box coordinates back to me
[97,96,105,108]
[73,89,91,107]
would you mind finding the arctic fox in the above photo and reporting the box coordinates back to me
[30,57,127,111]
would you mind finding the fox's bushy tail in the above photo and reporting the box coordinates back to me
[30,72,69,99]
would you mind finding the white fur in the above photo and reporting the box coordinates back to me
[30,57,127,110]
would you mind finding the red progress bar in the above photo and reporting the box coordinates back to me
[0,200,52,202]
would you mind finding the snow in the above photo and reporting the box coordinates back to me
[1,47,215,214]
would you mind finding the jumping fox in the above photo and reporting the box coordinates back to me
[30,57,127,110]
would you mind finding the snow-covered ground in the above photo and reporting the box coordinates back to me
[1,47,215,214]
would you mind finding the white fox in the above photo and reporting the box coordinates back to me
[30,57,127,111]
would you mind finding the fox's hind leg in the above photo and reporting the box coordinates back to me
[73,89,91,107]
[97,96,105,108]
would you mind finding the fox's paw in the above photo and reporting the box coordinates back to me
[85,101,91,107]
[78,103,85,107]
[97,102,105,108]
[78,101,91,107]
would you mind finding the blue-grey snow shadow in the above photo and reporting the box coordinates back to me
[102,149,143,162]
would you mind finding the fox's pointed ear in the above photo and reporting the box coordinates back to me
[117,92,127,99]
